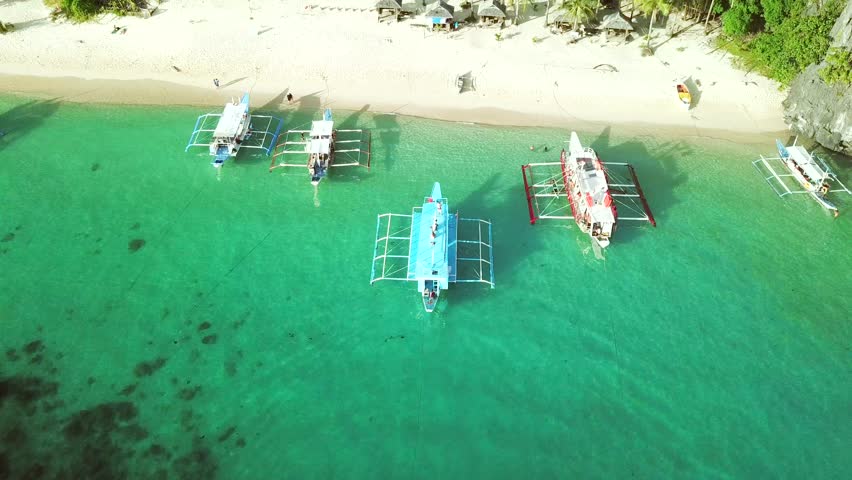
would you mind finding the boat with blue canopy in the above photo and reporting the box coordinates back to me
[370,182,494,312]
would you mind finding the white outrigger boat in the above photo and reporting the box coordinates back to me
[752,138,851,217]
[269,108,371,185]
[370,182,494,313]
[185,93,283,167]
[521,132,656,248]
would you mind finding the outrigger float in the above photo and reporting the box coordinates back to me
[521,132,656,248]
[752,138,851,217]
[370,182,494,313]
[185,93,283,167]
[269,108,371,185]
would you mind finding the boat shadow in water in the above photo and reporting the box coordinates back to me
[448,172,541,307]
[0,98,62,156]
[237,89,322,167]
[372,112,401,172]
[590,126,691,244]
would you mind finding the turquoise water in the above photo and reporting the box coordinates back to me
[1,95,850,479]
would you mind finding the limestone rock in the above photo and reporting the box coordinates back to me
[783,0,852,155]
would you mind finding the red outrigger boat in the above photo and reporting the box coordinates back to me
[521,132,656,248]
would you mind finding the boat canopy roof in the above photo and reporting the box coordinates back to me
[788,145,827,182]
[411,182,449,286]
[310,120,334,138]
[213,100,249,138]
[309,138,331,155]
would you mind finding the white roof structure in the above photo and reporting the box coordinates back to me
[310,120,334,138]
[308,119,334,154]
[213,102,248,138]
[788,145,827,182]
[577,160,615,223]
[309,139,331,155]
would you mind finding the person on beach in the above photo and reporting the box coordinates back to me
[213,78,220,88]
[287,93,293,103]
[544,146,549,152]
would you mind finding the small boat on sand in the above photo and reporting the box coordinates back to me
[676,82,691,110]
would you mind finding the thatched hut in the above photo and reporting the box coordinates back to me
[478,1,507,27]
[376,0,403,15]
[376,0,404,21]
[425,1,455,31]
[598,10,633,32]
[553,12,594,32]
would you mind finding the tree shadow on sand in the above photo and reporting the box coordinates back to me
[0,98,62,155]
[590,126,690,244]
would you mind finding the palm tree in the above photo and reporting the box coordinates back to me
[636,0,672,48]
[703,0,716,31]
[559,0,597,31]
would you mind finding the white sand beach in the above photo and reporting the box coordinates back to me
[0,0,788,136]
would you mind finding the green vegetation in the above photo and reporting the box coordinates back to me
[716,0,844,86]
[819,48,852,86]
[558,0,598,31]
[44,0,145,22]
[636,0,673,48]
[0,20,14,34]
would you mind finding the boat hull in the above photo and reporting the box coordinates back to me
[422,281,440,313]
[676,84,691,110]
[810,191,838,211]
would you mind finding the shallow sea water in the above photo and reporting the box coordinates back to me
[0,95,850,479]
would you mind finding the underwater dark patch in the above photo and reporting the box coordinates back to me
[217,426,236,443]
[134,357,167,378]
[172,444,217,480]
[0,376,59,406]
[119,384,138,396]
[130,222,141,230]
[23,340,44,355]
[197,321,211,332]
[128,238,146,253]
[1,232,14,242]
[90,163,100,171]
[3,425,27,445]
[178,386,201,401]
[201,335,217,345]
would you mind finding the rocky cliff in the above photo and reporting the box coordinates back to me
[783,1,852,155]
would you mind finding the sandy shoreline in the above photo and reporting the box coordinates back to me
[0,0,789,145]
[0,73,786,147]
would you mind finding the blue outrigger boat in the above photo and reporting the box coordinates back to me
[370,182,494,312]
[185,93,283,167]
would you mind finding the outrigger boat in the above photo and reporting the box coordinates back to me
[370,182,494,312]
[185,93,283,167]
[676,83,691,110]
[270,108,371,185]
[752,138,851,216]
[521,132,656,248]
